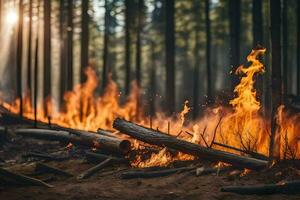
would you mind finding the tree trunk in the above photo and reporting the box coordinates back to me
[136,0,143,88]
[27,0,33,95]
[59,0,66,104]
[269,0,282,159]
[43,0,51,116]
[124,0,131,95]
[81,0,89,83]
[205,0,212,104]
[113,118,268,170]
[66,0,73,90]
[149,41,156,116]
[297,0,300,96]
[229,0,240,90]
[102,0,109,90]
[165,0,175,115]
[17,0,24,117]
[193,1,201,119]
[282,0,288,103]
[252,0,263,102]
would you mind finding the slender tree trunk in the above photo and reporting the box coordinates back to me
[27,0,33,94]
[165,0,175,115]
[43,0,51,115]
[17,0,24,117]
[193,1,201,119]
[228,0,240,90]
[282,0,288,102]
[269,0,282,159]
[102,0,109,90]
[66,0,73,90]
[81,0,89,83]
[124,0,131,95]
[205,0,212,104]
[136,0,143,88]
[149,41,156,116]
[252,0,264,104]
[297,0,300,96]
[59,0,67,106]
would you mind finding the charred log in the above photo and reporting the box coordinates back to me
[221,180,300,195]
[113,118,268,170]
[35,163,73,177]
[0,167,53,188]
[121,166,195,179]
[15,128,131,154]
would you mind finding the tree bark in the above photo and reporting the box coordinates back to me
[149,41,156,116]
[221,180,300,195]
[43,0,51,110]
[66,0,73,90]
[17,0,24,117]
[205,0,212,104]
[27,0,33,94]
[15,128,131,154]
[113,118,268,170]
[229,0,240,90]
[102,0,110,90]
[297,0,300,96]
[81,0,89,83]
[165,0,175,115]
[59,0,66,105]
[135,0,143,88]
[124,0,131,95]
[282,0,288,103]
[193,0,201,119]
[269,0,282,159]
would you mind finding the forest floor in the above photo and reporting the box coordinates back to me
[1,128,300,200]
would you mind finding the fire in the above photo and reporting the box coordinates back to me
[1,48,300,167]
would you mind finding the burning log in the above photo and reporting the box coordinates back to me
[85,151,128,164]
[15,128,131,154]
[0,167,53,188]
[121,166,195,179]
[77,158,113,180]
[97,128,118,138]
[113,118,268,170]
[212,142,269,160]
[221,180,300,195]
[35,163,73,177]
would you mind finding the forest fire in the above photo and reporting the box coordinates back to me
[1,48,300,167]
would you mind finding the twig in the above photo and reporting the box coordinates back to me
[77,158,112,180]
[209,116,223,148]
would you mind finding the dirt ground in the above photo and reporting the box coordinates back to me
[1,129,300,200]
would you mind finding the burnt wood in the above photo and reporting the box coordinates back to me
[15,128,131,154]
[35,163,73,177]
[85,151,128,164]
[113,118,268,170]
[121,166,195,179]
[77,158,112,179]
[221,180,300,195]
[0,167,53,187]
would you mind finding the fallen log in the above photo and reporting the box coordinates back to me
[0,167,53,187]
[113,118,268,170]
[121,166,195,179]
[221,180,300,195]
[85,151,128,164]
[23,152,69,161]
[97,129,118,138]
[35,163,73,177]
[15,128,131,154]
[77,158,113,180]
[212,142,269,160]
